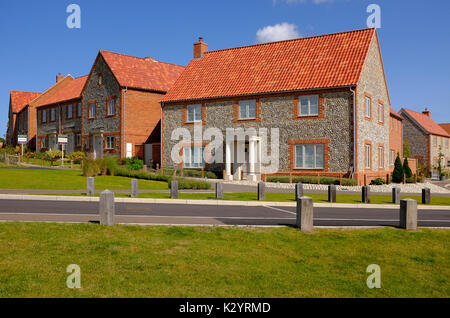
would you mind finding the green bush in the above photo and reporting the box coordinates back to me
[161,168,218,179]
[68,151,85,164]
[392,153,404,183]
[403,158,413,179]
[114,167,170,182]
[406,176,415,184]
[82,158,100,177]
[168,177,211,190]
[104,157,117,176]
[125,157,144,170]
[45,149,62,166]
[370,178,386,185]
[266,175,357,186]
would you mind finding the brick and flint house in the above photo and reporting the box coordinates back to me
[161,28,393,185]
[388,107,403,169]
[6,90,41,149]
[80,50,185,166]
[36,74,87,152]
[399,108,450,169]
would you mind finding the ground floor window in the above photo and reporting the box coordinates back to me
[183,146,205,168]
[390,149,395,166]
[365,144,371,169]
[294,144,324,169]
[76,134,81,147]
[378,146,384,169]
[106,136,115,150]
[85,136,90,149]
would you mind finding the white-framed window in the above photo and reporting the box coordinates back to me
[67,104,73,119]
[89,103,96,119]
[42,110,47,122]
[108,99,115,116]
[183,146,205,168]
[186,104,202,122]
[294,144,324,169]
[50,108,55,121]
[378,103,383,123]
[390,149,395,166]
[238,100,257,120]
[76,134,81,146]
[365,96,371,118]
[106,136,115,150]
[378,146,384,168]
[365,144,371,169]
[298,95,319,117]
[433,136,437,146]
[77,103,82,117]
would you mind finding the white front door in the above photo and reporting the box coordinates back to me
[126,143,132,158]
[93,135,103,159]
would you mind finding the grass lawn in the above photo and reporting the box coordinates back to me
[0,222,448,297]
[22,158,81,169]
[0,168,168,190]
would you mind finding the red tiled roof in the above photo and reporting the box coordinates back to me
[100,50,185,92]
[401,108,450,137]
[10,91,41,113]
[439,123,450,135]
[42,75,88,105]
[390,107,402,120]
[162,28,376,102]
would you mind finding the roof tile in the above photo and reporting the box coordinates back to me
[10,91,41,113]
[401,108,450,137]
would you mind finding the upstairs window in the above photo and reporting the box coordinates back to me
[378,103,384,123]
[186,104,202,122]
[183,146,205,168]
[365,96,372,118]
[390,149,395,166]
[365,144,372,169]
[298,95,319,117]
[42,110,47,123]
[67,104,73,119]
[89,102,96,119]
[239,100,257,120]
[294,144,324,169]
[433,136,437,147]
[50,108,56,121]
[77,103,82,117]
[107,98,115,116]
[378,146,384,168]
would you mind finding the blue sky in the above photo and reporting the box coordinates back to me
[1,0,449,136]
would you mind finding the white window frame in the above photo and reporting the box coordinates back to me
[378,146,384,169]
[186,104,202,123]
[365,144,371,169]
[294,144,324,169]
[298,95,319,117]
[183,146,205,168]
[378,103,383,123]
[67,104,73,119]
[365,97,371,118]
[106,136,115,150]
[238,100,257,120]
[108,99,115,116]
[390,149,395,166]
[433,136,437,146]
[89,103,96,119]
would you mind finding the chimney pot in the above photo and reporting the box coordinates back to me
[422,108,431,117]
[194,37,208,59]
[56,73,64,83]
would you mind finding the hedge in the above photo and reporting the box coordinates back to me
[162,168,218,179]
[168,177,211,190]
[266,176,357,186]
[114,167,170,182]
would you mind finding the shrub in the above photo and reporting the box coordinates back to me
[82,158,100,177]
[266,175,357,186]
[168,177,211,190]
[45,149,62,166]
[125,156,144,170]
[104,157,117,176]
[370,178,386,185]
[68,151,85,164]
[392,153,404,183]
[114,167,170,182]
[403,158,413,179]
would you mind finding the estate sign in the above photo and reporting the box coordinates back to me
[17,135,28,144]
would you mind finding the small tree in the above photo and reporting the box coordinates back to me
[403,158,413,179]
[392,153,404,183]
[403,141,411,159]
[45,149,62,166]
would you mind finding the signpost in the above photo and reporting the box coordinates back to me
[17,135,28,160]
[58,135,68,167]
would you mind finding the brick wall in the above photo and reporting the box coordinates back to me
[389,114,402,171]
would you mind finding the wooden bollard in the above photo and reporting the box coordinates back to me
[318,174,321,185]
[414,174,417,184]
[402,174,406,184]
[422,188,431,205]
[386,174,390,184]
[339,175,342,186]
[201,168,205,179]
[223,170,226,180]
[180,168,184,177]
[362,185,370,203]
[364,174,367,186]
[289,172,293,184]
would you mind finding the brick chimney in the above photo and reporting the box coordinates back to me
[194,37,208,58]
[422,108,431,117]
[56,73,64,83]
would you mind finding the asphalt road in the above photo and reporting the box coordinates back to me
[0,199,449,227]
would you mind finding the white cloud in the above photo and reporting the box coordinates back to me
[256,22,301,43]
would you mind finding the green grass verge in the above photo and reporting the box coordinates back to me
[0,168,168,190]
[0,223,448,297]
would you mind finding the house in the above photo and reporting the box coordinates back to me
[161,28,392,185]
[35,74,87,153]
[399,108,450,169]
[80,50,185,166]
[389,107,403,168]
[6,90,41,149]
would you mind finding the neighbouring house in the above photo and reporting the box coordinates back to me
[6,90,41,149]
[80,50,185,166]
[36,74,87,153]
[161,28,392,185]
[399,108,450,169]
[389,107,403,169]
[440,123,450,168]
